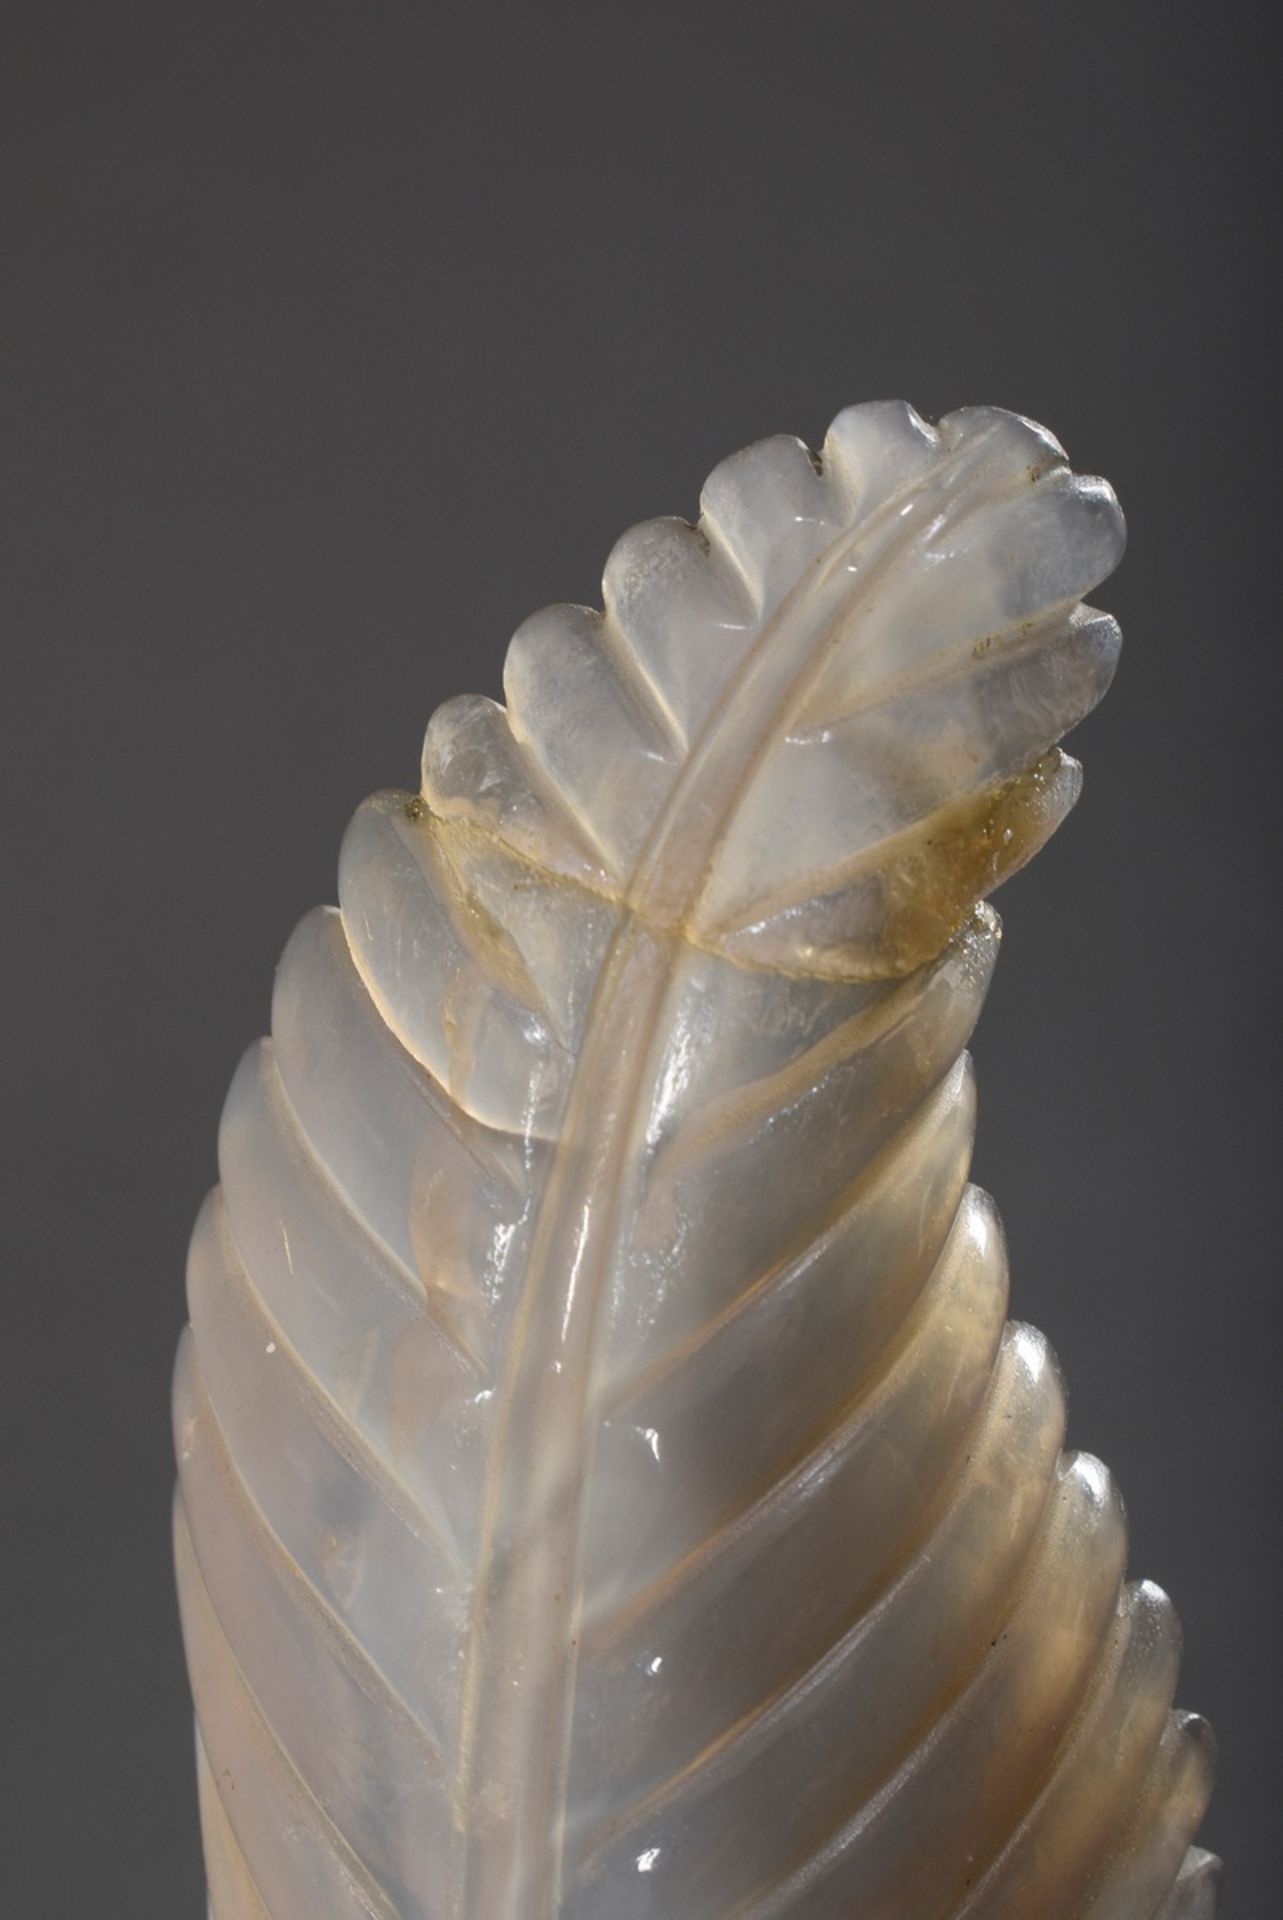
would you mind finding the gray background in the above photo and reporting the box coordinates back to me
[3,3,1277,1913]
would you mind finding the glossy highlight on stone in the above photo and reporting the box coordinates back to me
[174,403,1218,1918]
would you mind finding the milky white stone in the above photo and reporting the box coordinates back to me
[175,403,1217,1918]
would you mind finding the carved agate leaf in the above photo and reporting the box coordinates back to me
[174,403,1217,1918]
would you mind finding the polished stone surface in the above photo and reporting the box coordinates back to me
[175,404,1215,1916]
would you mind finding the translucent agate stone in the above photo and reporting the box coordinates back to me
[174,403,1218,1919]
